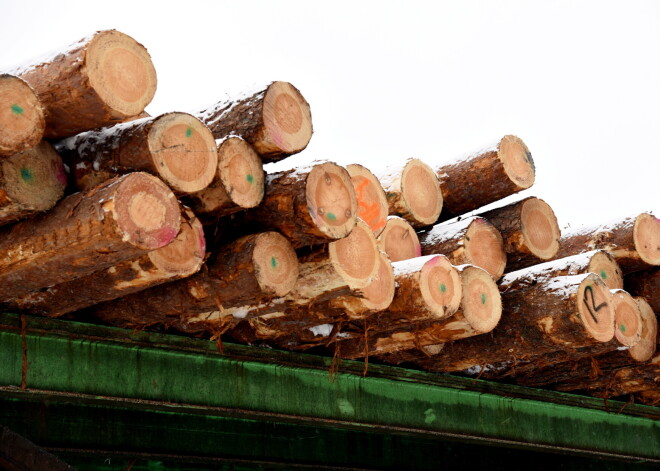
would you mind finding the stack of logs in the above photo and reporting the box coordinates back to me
[0,30,658,405]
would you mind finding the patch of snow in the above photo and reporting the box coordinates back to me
[308,323,334,337]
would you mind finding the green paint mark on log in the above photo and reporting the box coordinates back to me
[326,212,336,221]
[481,293,487,305]
[20,168,33,182]
[620,324,627,333]
[271,256,277,269]
[600,270,608,279]
[440,284,447,293]
[11,104,23,115]
[185,127,193,138]
[246,174,254,184]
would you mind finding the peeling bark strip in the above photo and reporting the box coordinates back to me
[554,212,660,274]
[196,81,312,162]
[336,264,501,359]
[0,141,67,226]
[5,208,205,317]
[185,136,264,219]
[0,74,45,156]
[375,158,442,228]
[419,216,507,280]
[377,216,421,262]
[476,197,561,272]
[57,112,218,195]
[624,268,659,312]
[13,30,157,139]
[346,164,389,236]
[243,161,357,248]
[435,135,535,221]
[91,232,299,333]
[0,172,180,301]
[500,250,623,290]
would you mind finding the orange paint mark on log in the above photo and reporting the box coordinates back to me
[354,177,386,231]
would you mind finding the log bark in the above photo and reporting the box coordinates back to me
[500,250,623,290]
[381,273,616,372]
[554,213,660,274]
[375,158,443,228]
[435,135,535,221]
[195,81,313,162]
[477,197,561,272]
[625,268,659,312]
[0,74,45,156]
[184,136,264,220]
[91,231,299,333]
[337,264,501,359]
[5,208,205,317]
[0,172,181,300]
[12,30,157,139]
[346,164,389,236]
[419,216,507,280]
[0,141,67,226]
[241,161,358,248]
[56,112,218,194]
[377,216,421,262]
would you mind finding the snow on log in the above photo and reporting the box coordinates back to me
[196,81,312,162]
[13,30,157,139]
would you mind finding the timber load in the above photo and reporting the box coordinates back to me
[0,29,657,406]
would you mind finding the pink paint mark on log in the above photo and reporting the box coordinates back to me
[270,129,285,149]
[415,245,422,257]
[52,160,68,186]
[155,226,178,248]
[198,230,206,254]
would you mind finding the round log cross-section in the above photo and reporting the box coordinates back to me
[377,216,422,262]
[346,164,389,236]
[0,74,45,156]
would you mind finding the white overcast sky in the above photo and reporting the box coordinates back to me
[1,0,657,228]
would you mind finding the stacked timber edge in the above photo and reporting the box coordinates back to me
[57,112,218,195]
[0,74,45,156]
[435,135,535,221]
[0,141,67,226]
[196,81,313,162]
[0,172,181,300]
[12,30,157,139]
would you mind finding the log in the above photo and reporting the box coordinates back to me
[91,231,299,333]
[346,164,389,236]
[375,158,443,228]
[629,296,659,362]
[13,30,157,139]
[0,172,181,300]
[0,74,45,156]
[184,136,264,220]
[419,216,507,280]
[435,135,535,221]
[554,212,660,274]
[477,197,560,272]
[0,141,67,226]
[611,289,643,348]
[500,250,623,290]
[242,161,357,248]
[381,273,616,372]
[376,216,421,262]
[4,208,205,317]
[337,264,501,359]
[196,81,312,162]
[57,112,218,194]
[625,268,659,312]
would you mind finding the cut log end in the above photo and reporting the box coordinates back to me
[0,75,45,156]
[377,217,421,262]
[460,265,502,334]
[576,274,615,343]
[0,141,66,223]
[589,250,624,290]
[305,162,357,240]
[520,197,560,260]
[499,135,535,189]
[147,209,205,276]
[86,30,157,119]
[252,231,299,296]
[634,213,660,266]
[401,159,443,226]
[420,255,462,318]
[346,164,388,236]
[261,81,313,156]
[148,113,218,194]
[465,218,507,280]
[611,289,643,348]
[629,297,658,362]
[329,219,380,289]
[113,172,181,250]
[218,137,264,209]
[357,251,395,311]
